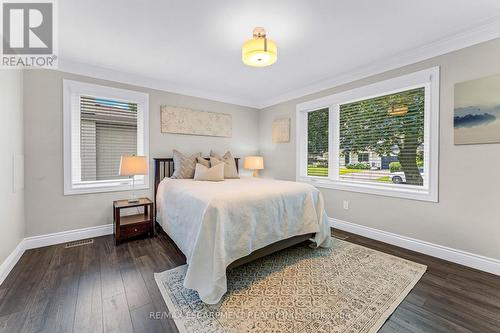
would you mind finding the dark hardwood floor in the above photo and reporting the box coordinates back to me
[0,228,499,333]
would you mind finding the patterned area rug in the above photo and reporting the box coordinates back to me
[155,238,426,333]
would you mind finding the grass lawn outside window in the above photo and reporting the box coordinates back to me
[307,166,365,177]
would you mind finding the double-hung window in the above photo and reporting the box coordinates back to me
[297,67,439,202]
[63,80,149,195]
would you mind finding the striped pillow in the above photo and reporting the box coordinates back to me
[171,150,201,179]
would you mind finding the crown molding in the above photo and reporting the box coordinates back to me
[57,59,258,108]
[257,15,500,109]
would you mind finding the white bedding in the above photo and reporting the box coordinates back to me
[156,176,332,304]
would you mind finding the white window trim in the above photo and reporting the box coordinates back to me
[63,80,150,195]
[296,67,439,202]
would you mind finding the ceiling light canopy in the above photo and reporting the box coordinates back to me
[242,27,277,67]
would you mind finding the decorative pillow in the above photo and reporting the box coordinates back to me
[196,156,210,168]
[210,150,239,179]
[194,163,224,181]
[171,150,201,179]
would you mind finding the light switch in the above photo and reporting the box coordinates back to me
[343,200,349,210]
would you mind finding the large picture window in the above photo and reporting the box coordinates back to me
[339,87,425,185]
[296,68,439,202]
[63,80,149,195]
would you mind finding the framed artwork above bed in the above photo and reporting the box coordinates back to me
[160,105,232,137]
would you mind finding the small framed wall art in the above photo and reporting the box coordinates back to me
[272,118,290,143]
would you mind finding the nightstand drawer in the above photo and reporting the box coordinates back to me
[120,221,151,239]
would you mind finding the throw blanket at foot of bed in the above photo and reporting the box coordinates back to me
[156,177,332,304]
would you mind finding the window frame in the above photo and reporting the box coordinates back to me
[296,67,439,202]
[63,80,149,195]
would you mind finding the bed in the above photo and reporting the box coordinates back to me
[153,157,332,304]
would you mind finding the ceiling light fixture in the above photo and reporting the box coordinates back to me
[242,27,277,67]
[388,105,408,116]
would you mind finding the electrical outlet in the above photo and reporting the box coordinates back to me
[343,200,349,210]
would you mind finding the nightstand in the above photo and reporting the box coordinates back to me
[113,198,154,245]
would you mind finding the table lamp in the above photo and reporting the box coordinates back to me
[244,156,264,177]
[119,155,148,203]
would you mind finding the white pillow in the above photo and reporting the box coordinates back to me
[193,162,224,182]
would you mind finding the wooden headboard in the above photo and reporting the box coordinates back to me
[153,157,240,207]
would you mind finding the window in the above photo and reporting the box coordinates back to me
[296,67,439,202]
[356,153,369,163]
[64,80,149,195]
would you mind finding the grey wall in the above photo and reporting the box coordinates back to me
[259,38,500,260]
[0,70,25,263]
[24,70,260,237]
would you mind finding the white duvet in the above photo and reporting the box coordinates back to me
[156,177,332,304]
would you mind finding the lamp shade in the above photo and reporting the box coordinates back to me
[244,156,264,170]
[119,155,148,176]
[242,27,277,67]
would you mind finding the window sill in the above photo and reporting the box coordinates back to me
[64,182,149,196]
[297,176,438,202]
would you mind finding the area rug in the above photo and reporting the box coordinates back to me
[155,238,426,333]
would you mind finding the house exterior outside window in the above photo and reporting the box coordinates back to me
[63,80,149,195]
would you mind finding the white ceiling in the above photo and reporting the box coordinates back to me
[59,0,500,108]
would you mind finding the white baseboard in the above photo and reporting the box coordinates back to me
[3,219,499,285]
[0,241,26,285]
[23,224,113,250]
[330,218,500,276]
[0,224,113,286]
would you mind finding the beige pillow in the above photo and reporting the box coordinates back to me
[193,163,224,181]
[210,150,239,179]
[171,150,201,179]
[209,150,224,160]
[196,156,210,168]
